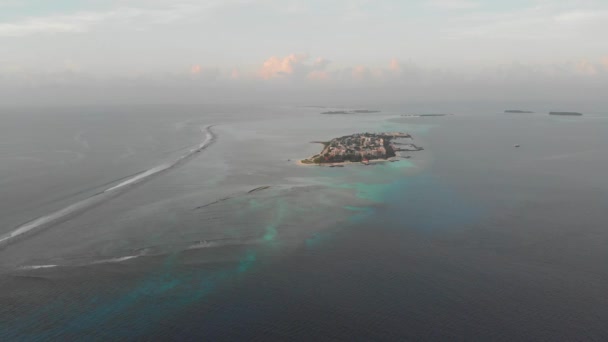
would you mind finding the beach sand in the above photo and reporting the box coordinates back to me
[296,157,401,167]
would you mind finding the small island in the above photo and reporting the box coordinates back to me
[550,111,583,116]
[300,132,422,165]
[505,110,534,113]
[321,109,381,115]
[321,111,351,114]
[402,114,452,117]
[351,110,381,114]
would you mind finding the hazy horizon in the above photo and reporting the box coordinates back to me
[2,0,608,106]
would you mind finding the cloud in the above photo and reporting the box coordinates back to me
[0,2,226,37]
[189,65,220,80]
[389,58,401,72]
[258,53,332,80]
[186,55,416,84]
[191,64,202,74]
[351,65,371,81]
[258,53,309,79]
[575,60,599,76]
[602,57,608,70]
[4,54,608,90]
[230,68,241,80]
[0,13,96,36]
[554,10,608,23]
[426,0,479,10]
[307,70,330,81]
[4,56,608,107]
[346,60,406,83]
[312,57,331,69]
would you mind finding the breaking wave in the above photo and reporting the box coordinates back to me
[19,264,59,270]
[18,237,259,270]
[1,125,217,248]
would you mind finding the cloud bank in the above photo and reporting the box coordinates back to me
[2,52,607,108]
[1,1,607,107]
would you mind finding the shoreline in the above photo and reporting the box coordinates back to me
[296,157,404,167]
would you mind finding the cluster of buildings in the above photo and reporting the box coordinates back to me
[318,132,402,163]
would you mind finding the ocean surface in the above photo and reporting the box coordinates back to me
[1,103,608,340]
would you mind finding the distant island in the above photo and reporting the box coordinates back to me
[321,109,381,115]
[550,111,583,116]
[402,114,452,117]
[300,132,422,165]
[505,110,534,113]
[321,111,352,114]
[352,110,381,113]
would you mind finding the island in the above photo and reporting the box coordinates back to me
[505,110,534,113]
[550,111,583,116]
[300,132,422,165]
[402,114,452,117]
[321,109,381,115]
[351,110,381,114]
[321,111,351,114]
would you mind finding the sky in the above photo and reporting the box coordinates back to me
[1,0,607,105]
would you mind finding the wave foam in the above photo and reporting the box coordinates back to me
[19,264,59,270]
[91,255,141,265]
[1,125,216,249]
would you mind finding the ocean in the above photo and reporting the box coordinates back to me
[1,103,608,340]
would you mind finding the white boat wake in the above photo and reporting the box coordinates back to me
[0,125,217,248]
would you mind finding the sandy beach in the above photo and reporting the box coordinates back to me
[296,157,402,167]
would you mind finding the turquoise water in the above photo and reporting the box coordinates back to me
[2,107,434,339]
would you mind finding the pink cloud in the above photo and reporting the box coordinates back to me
[258,53,309,79]
[191,64,202,74]
[575,60,598,75]
[352,65,371,80]
[602,57,608,70]
[230,68,240,80]
[389,58,401,72]
[256,53,333,81]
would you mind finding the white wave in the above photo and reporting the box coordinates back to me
[91,255,141,265]
[185,237,259,250]
[104,125,215,193]
[18,255,140,270]
[0,194,105,245]
[104,164,170,193]
[19,264,59,270]
[0,125,216,248]
[17,237,258,271]
[19,254,142,271]
[186,240,222,250]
